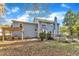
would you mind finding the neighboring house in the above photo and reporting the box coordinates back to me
[11,17,60,38]
[0,3,5,16]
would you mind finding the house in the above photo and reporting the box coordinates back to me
[0,3,5,16]
[0,3,60,40]
[11,17,60,39]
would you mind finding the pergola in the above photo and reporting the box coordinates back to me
[1,26,23,41]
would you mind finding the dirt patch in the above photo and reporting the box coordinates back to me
[0,40,79,56]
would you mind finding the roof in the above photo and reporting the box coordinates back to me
[39,20,54,24]
[12,17,55,24]
[12,20,38,25]
[34,17,54,24]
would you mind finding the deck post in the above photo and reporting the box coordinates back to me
[2,30,5,41]
[21,23,24,40]
[38,22,40,38]
[22,30,23,40]
[10,31,12,40]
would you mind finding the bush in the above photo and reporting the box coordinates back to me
[39,31,46,41]
[46,32,52,40]
[39,31,54,41]
[63,40,71,43]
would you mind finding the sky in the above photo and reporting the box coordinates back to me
[1,3,79,25]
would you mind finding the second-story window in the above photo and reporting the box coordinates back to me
[42,24,46,29]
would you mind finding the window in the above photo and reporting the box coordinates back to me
[42,24,46,26]
[42,24,46,29]
[20,23,23,28]
[35,29,37,31]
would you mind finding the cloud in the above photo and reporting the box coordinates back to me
[5,6,10,11]
[0,16,13,25]
[17,14,30,21]
[16,10,41,22]
[0,17,6,24]
[6,12,11,15]
[0,6,17,25]
[48,11,66,25]
[16,10,66,24]
[16,11,31,22]
[61,4,70,9]
[5,6,11,15]
[5,18,14,25]
[5,7,41,23]
[12,7,20,13]
[33,10,40,14]
[48,11,66,20]
[5,7,20,15]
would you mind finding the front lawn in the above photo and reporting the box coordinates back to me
[0,40,79,56]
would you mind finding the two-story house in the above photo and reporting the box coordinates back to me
[11,17,59,38]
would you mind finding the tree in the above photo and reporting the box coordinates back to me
[63,10,75,26]
[60,26,68,36]
[74,12,79,39]
[63,10,76,39]
[73,20,79,39]
[77,26,79,40]
[63,10,79,40]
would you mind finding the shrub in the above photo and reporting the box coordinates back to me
[46,32,52,40]
[63,40,70,43]
[39,31,46,41]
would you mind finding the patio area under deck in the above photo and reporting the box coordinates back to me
[1,26,23,41]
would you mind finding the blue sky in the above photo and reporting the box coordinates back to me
[2,3,79,25]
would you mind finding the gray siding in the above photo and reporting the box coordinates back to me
[12,22,38,38]
[23,23,38,38]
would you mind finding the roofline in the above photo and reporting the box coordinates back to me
[39,20,54,24]
[34,17,54,24]
[12,20,38,25]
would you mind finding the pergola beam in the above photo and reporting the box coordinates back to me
[1,26,22,41]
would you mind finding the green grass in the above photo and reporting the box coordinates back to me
[42,40,79,55]
[43,40,79,49]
